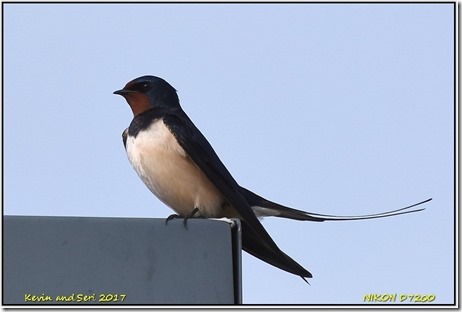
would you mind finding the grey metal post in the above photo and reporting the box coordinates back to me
[3,216,242,305]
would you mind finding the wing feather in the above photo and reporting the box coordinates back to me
[163,112,312,279]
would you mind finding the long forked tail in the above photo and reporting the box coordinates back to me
[240,187,432,222]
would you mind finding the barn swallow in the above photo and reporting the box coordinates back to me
[114,75,432,282]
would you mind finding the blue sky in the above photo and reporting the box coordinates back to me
[4,3,454,305]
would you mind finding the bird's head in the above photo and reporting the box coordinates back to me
[114,75,180,116]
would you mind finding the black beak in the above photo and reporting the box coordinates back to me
[113,89,134,96]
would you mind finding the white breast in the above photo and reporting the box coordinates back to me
[125,119,225,217]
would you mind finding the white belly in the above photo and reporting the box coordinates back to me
[125,119,225,217]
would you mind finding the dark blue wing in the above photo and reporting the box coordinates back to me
[163,112,312,280]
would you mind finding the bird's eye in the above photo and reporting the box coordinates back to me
[132,81,151,92]
[141,82,151,90]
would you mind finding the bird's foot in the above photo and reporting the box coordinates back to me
[165,213,182,225]
[183,207,201,229]
[165,208,203,228]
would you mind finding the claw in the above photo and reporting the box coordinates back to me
[183,207,200,229]
[165,213,181,225]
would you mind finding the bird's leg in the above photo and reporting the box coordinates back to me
[165,208,202,227]
[183,207,201,228]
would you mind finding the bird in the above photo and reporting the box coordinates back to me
[114,75,432,282]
